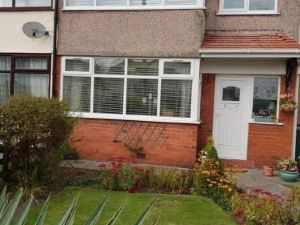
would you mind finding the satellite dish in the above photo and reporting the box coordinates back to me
[22,22,48,39]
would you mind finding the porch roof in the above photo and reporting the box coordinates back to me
[199,33,300,58]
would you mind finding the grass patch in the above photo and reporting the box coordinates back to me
[27,187,236,225]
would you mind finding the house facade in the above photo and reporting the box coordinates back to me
[54,0,300,168]
[1,0,299,168]
[0,0,56,103]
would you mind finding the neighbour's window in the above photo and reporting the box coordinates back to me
[0,0,52,8]
[220,0,277,13]
[0,55,50,104]
[252,77,279,123]
[64,0,204,10]
[62,58,199,122]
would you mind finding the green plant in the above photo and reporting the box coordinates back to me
[0,186,156,225]
[143,168,193,194]
[193,138,236,211]
[231,188,300,225]
[61,140,79,160]
[0,96,77,186]
[98,158,144,192]
[277,159,298,172]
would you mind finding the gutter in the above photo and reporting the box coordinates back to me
[199,48,300,58]
[52,0,59,98]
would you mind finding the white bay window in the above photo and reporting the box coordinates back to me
[61,57,200,123]
[64,0,204,10]
[220,0,278,14]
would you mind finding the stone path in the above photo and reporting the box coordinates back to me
[236,169,300,195]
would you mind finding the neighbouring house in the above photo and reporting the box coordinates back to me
[0,0,55,102]
[1,0,299,168]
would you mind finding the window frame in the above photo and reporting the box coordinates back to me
[251,76,281,124]
[0,0,54,11]
[219,0,279,15]
[0,53,51,97]
[63,0,205,11]
[61,57,201,124]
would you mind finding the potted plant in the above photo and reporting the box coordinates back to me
[277,159,299,182]
[280,92,297,112]
[263,165,274,177]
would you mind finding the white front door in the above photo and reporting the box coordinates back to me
[213,76,253,160]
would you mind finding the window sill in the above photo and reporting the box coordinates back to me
[69,112,201,125]
[249,121,284,126]
[217,11,280,16]
[63,6,205,11]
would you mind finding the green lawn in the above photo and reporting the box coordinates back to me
[27,187,236,225]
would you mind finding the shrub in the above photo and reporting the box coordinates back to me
[0,96,77,186]
[231,187,300,225]
[143,168,193,194]
[193,138,236,211]
[61,140,79,160]
[98,158,143,192]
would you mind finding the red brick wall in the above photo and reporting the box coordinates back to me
[248,71,297,168]
[198,74,216,150]
[71,120,198,167]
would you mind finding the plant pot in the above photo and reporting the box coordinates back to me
[263,166,274,177]
[279,171,299,182]
[280,103,297,112]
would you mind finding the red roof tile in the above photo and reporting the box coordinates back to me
[201,33,300,49]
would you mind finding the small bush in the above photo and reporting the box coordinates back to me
[143,168,193,194]
[0,96,77,186]
[61,140,79,160]
[231,187,300,225]
[98,158,143,192]
[193,138,236,211]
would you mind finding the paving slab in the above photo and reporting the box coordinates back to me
[236,169,300,195]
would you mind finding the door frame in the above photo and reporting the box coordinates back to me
[212,75,254,160]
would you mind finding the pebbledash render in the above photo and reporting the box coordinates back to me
[1,0,299,168]
[54,0,300,168]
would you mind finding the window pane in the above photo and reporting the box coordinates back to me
[223,0,244,9]
[0,0,12,7]
[160,80,192,118]
[250,0,275,10]
[165,0,197,5]
[65,0,94,6]
[128,59,159,76]
[94,78,124,114]
[96,0,126,6]
[164,61,191,75]
[252,77,278,123]
[130,0,161,6]
[0,56,11,71]
[14,73,49,97]
[63,76,91,112]
[65,59,90,72]
[127,79,158,116]
[15,58,48,70]
[222,86,240,101]
[95,58,125,75]
[0,73,10,104]
[15,0,52,7]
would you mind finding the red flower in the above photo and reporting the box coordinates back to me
[233,208,244,217]
[132,166,143,171]
[253,188,263,193]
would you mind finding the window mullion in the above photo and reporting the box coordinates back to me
[123,58,128,116]
[90,59,95,114]
[157,60,163,117]
[245,0,249,11]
